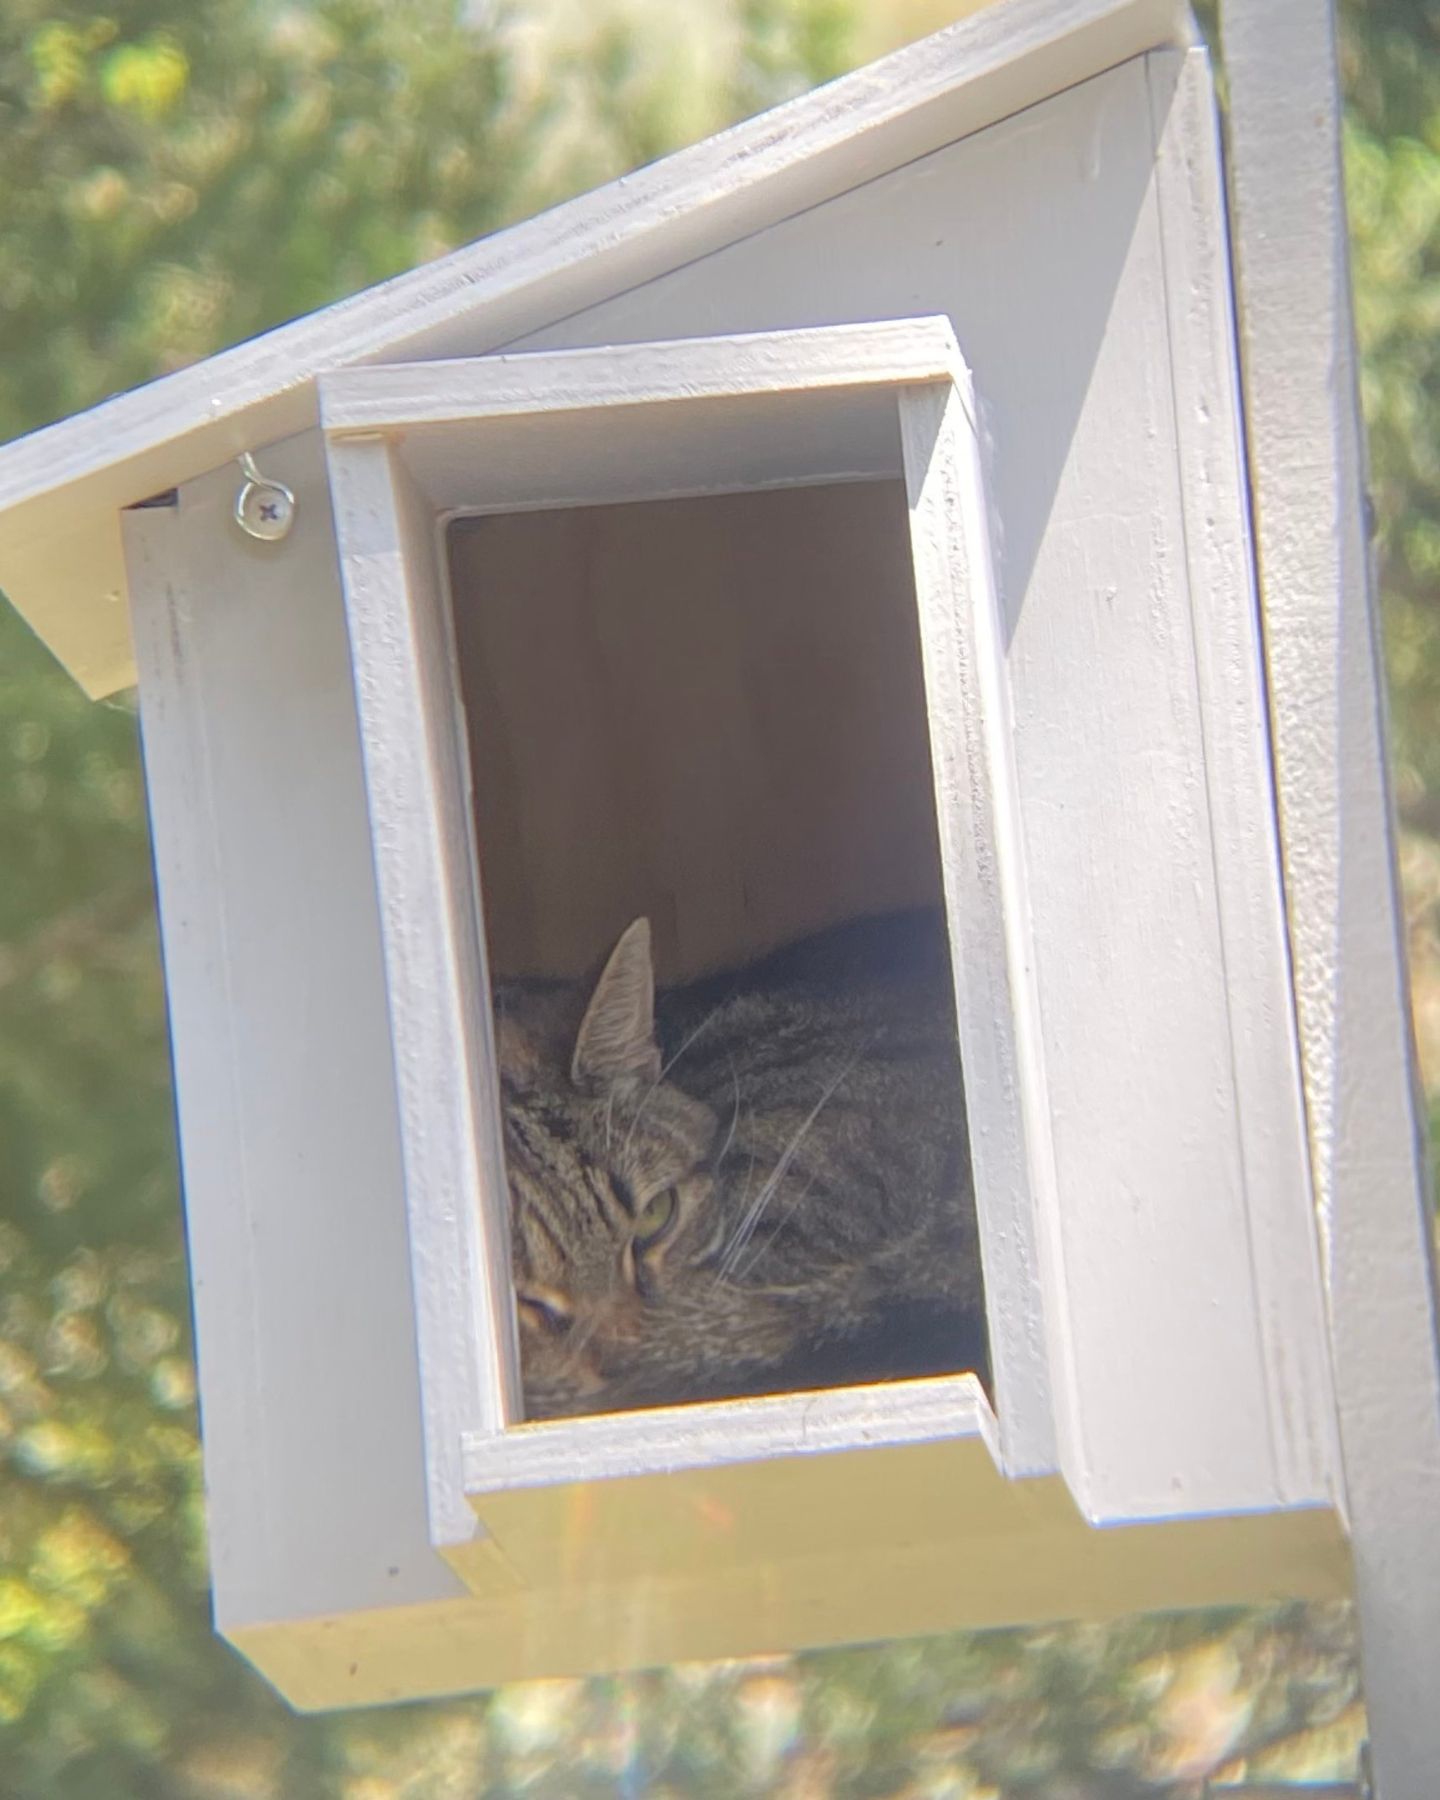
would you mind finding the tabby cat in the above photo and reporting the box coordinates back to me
[494,910,987,1419]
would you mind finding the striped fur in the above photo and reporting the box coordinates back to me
[494,911,987,1418]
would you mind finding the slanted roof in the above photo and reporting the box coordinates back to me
[0,0,1189,695]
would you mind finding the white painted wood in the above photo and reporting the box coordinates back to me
[399,389,901,517]
[328,317,1060,1503]
[464,1374,997,1493]
[234,1454,1348,1710]
[508,49,1340,1523]
[321,323,961,517]
[320,319,964,429]
[461,1387,1346,1616]
[121,433,469,1634]
[1221,0,1440,1789]
[900,377,1061,1476]
[0,0,1192,696]
[323,436,516,1554]
[1143,50,1340,1503]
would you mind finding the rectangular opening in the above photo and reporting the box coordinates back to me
[445,478,990,1420]
[326,324,1051,1501]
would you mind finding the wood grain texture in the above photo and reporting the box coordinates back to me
[1222,0,1440,1789]
[448,482,944,983]
[0,0,1192,696]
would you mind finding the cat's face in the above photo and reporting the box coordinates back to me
[497,921,719,1416]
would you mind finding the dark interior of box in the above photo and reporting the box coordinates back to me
[445,478,989,1407]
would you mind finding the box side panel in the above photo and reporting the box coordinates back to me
[123,431,466,1634]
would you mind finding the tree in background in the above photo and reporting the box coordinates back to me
[0,1,1428,1793]
[1341,0,1440,1142]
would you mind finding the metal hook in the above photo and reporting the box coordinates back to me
[234,451,296,542]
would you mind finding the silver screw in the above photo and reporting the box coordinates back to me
[234,451,296,542]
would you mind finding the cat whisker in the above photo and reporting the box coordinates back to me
[694,1220,732,1265]
[619,1077,660,1163]
[716,1146,796,1281]
[555,1305,613,1392]
[711,1056,742,1172]
[717,1055,858,1280]
[733,1168,816,1284]
[661,1007,720,1082]
[622,1005,722,1151]
[709,1151,760,1282]
[603,1083,618,1154]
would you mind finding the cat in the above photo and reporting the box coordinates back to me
[493,910,987,1420]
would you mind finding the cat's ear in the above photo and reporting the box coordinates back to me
[572,919,662,1091]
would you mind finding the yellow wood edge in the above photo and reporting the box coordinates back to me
[227,1468,1353,1706]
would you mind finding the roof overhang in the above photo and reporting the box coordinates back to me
[0,0,1191,696]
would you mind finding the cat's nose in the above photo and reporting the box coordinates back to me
[516,1285,574,1337]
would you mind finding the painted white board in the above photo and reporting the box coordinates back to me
[122,435,468,1634]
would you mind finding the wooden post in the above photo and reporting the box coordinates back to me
[1220,1,1440,1792]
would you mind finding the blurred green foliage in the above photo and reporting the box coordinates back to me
[0,0,1431,1793]
[1339,0,1440,1151]
[0,0,517,433]
[1345,1,1440,836]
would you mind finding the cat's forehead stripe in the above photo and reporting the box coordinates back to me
[518,1192,566,1267]
[584,1165,622,1228]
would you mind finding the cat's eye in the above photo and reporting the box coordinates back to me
[633,1187,679,1250]
[516,1287,573,1336]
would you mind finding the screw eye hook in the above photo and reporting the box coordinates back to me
[234,451,296,542]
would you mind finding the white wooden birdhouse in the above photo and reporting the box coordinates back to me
[2,0,1436,1783]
